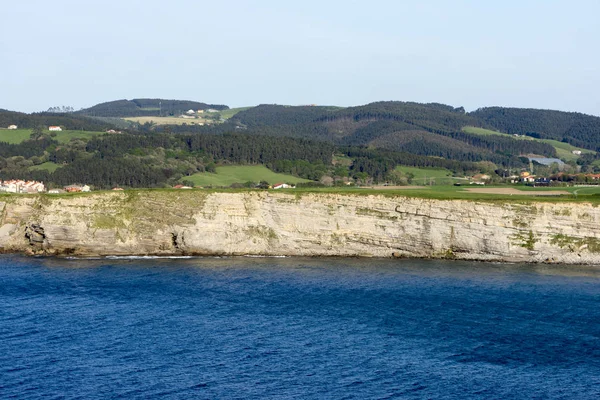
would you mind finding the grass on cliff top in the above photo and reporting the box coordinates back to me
[286,185,600,203]
[184,165,311,187]
[5,184,600,204]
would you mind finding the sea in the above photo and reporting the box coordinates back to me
[1,255,599,399]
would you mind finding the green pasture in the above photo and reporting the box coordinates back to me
[0,129,32,144]
[394,166,462,185]
[29,162,61,172]
[462,126,504,136]
[218,107,252,120]
[184,165,311,187]
[54,130,104,144]
[0,129,104,144]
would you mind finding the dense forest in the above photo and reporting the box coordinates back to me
[76,99,229,118]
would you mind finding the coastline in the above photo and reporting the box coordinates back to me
[1,190,600,264]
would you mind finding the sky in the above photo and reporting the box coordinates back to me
[1,0,599,115]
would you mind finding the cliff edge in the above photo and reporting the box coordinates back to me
[0,191,599,263]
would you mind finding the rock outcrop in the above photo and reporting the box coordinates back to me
[0,191,599,263]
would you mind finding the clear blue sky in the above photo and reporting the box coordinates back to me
[1,0,599,115]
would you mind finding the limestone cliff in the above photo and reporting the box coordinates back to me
[0,191,599,263]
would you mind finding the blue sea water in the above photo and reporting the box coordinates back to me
[1,256,599,399]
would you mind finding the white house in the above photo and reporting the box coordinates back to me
[48,126,62,131]
[186,109,196,115]
[272,183,292,189]
[7,125,17,130]
[572,150,582,155]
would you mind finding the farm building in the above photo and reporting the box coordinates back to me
[7,125,17,130]
[64,184,90,192]
[272,183,292,189]
[48,126,62,131]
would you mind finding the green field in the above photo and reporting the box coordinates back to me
[462,126,593,161]
[0,129,104,144]
[123,116,211,126]
[29,162,61,172]
[394,166,461,185]
[218,107,252,120]
[184,165,311,187]
[54,130,104,144]
[0,129,33,144]
[538,138,595,161]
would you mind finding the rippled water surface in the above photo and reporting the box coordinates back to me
[1,256,599,399]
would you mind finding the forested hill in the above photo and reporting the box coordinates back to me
[226,102,558,162]
[230,104,343,126]
[76,99,229,117]
[470,107,600,150]
[0,109,114,131]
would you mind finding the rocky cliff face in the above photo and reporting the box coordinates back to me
[0,191,599,263]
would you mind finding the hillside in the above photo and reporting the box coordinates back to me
[1,99,599,190]
[0,109,115,131]
[228,102,559,163]
[470,107,600,151]
[77,98,229,117]
[462,126,594,162]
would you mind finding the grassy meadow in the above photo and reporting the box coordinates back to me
[184,165,311,187]
[123,116,212,126]
[218,107,252,120]
[394,166,462,185]
[29,162,61,172]
[0,129,33,144]
[0,129,104,144]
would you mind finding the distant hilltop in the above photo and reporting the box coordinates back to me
[76,98,229,118]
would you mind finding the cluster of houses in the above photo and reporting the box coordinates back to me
[185,109,220,115]
[0,180,46,193]
[0,181,97,194]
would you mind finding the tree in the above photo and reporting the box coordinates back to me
[30,126,47,140]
